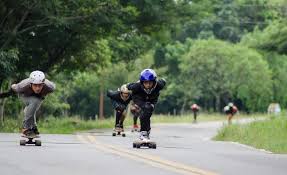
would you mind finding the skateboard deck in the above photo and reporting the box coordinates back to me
[133,139,156,149]
[112,129,126,137]
[20,135,41,146]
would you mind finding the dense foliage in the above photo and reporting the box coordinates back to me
[1,0,287,120]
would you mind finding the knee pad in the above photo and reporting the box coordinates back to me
[142,102,154,117]
[144,102,154,112]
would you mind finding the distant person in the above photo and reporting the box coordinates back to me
[127,69,166,141]
[191,103,200,123]
[223,103,238,124]
[11,70,56,137]
[107,84,132,133]
[130,100,140,132]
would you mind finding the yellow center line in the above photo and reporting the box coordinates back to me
[79,135,191,174]
[76,134,218,175]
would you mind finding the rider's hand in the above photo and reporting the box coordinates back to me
[11,84,16,91]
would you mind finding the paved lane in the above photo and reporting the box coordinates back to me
[0,133,176,175]
[1,119,287,175]
[86,119,287,175]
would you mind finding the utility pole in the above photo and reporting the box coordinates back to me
[99,86,104,120]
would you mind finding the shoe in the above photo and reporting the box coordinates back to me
[133,124,139,129]
[32,126,40,135]
[21,128,34,137]
[119,124,124,129]
[139,131,150,140]
[132,124,139,132]
[114,124,122,132]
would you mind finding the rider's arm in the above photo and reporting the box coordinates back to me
[127,82,141,93]
[157,78,166,90]
[11,78,31,93]
[107,90,119,100]
[149,78,166,105]
[43,79,56,93]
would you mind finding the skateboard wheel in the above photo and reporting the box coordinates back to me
[136,144,141,149]
[148,143,156,149]
[122,133,126,137]
[112,133,116,136]
[35,140,41,146]
[20,140,26,146]
[133,143,136,148]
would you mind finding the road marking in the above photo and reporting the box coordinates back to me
[77,134,218,175]
[228,141,273,154]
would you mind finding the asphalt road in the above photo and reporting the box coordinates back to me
[1,119,287,175]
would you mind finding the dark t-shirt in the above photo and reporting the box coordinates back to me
[107,90,132,107]
[127,79,166,107]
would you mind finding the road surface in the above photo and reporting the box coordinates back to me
[1,119,286,175]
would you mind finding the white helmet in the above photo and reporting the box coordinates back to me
[29,70,45,84]
[119,84,131,94]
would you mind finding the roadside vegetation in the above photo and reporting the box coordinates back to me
[0,113,263,134]
[1,1,287,124]
[214,114,287,153]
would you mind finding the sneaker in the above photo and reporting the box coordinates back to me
[21,128,34,137]
[119,124,124,129]
[32,126,40,135]
[133,124,139,129]
[139,131,150,140]
[132,124,139,132]
[114,124,122,132]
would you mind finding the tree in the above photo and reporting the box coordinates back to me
[262,53,287,108]
[180,39,272,112]
[242,21,287,55]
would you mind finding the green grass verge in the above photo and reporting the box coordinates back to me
[38,117,115,134]
[214,116,287,153]
[0,117,116,134]
[152,113,254,123]
[0,113,260,134]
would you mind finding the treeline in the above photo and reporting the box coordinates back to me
[0,0,287,120]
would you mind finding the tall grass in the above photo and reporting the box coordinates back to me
[214,115,287,153]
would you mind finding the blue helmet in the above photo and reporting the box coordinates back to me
[140,69,157,81]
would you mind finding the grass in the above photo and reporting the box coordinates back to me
[0,116,116,134]
[38,117,115,134]
[152,113,256,123]
[0,113,259,134]
[0,118,22,133]
[214,115,287,153]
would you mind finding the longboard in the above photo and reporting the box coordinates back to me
[20,135,41,146]
[133,139,156,149]
[112,129,126,137]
